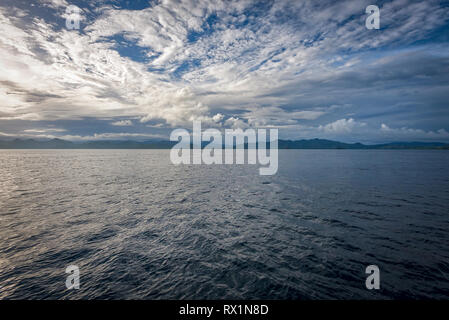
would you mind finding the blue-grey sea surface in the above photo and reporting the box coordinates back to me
[0,150,448,299]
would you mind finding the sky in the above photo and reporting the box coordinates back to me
[0,0,448,143]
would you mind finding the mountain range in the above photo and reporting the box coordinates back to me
[1,138,448,149]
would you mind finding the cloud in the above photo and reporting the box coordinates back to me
[242,106,325,127]
[61,132,166,141]
[0,130,165,141]
[0,0,448,142]
[380,123,449,140]
[39,0,69,10]
[212,113,224,123]
[138,87,221,126]
[111,120,133,126]
[319,118,365,134]
[23,128,67,133]
[224,116,249,129]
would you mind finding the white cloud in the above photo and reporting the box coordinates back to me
[0,130,165,141]
[39,0,69,10]
[319,118,365,134]
[61,132,166,141]
[23,128,67,133]
[380,123,449,139]
[0,0,448,140]
[224,116,249,129]
[111,120,133,126]
[138,87,221,126]
[212,113,224,123]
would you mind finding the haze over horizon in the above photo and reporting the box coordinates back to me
[1,0,449,144]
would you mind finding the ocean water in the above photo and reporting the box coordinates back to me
[0,149,448,299]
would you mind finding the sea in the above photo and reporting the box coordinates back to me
[0,149,448,299]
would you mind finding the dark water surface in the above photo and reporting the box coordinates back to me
[1,150,448,299]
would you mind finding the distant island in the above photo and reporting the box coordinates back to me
[1,138,448,149]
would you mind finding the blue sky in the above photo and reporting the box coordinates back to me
[0,0,448,143]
